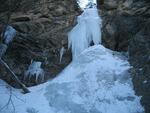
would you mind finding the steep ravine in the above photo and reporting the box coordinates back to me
[0,0,149,113]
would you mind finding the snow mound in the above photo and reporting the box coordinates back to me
[0,45,144,113]
[45,45,144,113]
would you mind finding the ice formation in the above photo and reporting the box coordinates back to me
[45,45,144,113]
[24,61,44,83]
[3,26,16,45]
[59,46,65,63]
[68,7,102,60]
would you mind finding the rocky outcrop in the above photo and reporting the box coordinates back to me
[100,0,150,112]
[0,0,79,86]
[100,0,146,51]
[129,20,150,113]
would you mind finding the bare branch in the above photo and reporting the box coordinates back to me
[0,59,30,93]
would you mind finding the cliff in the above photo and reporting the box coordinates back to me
[100,0,150,112]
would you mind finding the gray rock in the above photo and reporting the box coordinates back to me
[0,44,8,58]
[99,0,150,112]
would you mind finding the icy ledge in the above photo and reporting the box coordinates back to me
[0,45,144,113]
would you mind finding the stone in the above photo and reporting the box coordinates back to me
[0,44,8,58]
[11,15,32,22]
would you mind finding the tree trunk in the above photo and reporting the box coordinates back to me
[0,59,30,93]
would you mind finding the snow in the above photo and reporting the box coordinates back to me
[68,7,102,60]
[0,45,144,113]
[0,80,52,113]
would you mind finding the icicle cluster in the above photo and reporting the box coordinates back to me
[24,61,44,83]
[68,7,102,60]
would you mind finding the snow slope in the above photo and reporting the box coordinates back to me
[0,45,144,113]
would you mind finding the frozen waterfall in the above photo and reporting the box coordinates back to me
[68,7,102,60]
[0,1,144,113]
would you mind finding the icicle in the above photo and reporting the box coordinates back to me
[68,16,88,60]
[24,61,44,83]
[3,26,16,45]
[85,8,102,44]
[59,46,65,63]
[68,7,102,60]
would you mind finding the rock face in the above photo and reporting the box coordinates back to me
[100,0,145,51]
[99,0,150,113]
[129,21,150,113]
[0,0,79,86]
